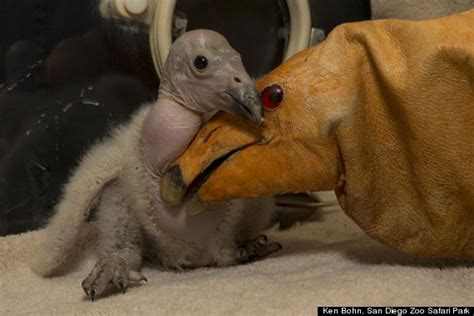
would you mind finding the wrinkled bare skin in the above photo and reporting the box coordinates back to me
[30,30,280,301]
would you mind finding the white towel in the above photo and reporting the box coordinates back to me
[1,204,472,315]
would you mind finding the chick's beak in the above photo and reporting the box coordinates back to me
[225,80,263,126]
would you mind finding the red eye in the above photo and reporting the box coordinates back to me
[262,84,284,110]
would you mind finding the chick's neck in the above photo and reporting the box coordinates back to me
[141,95,202,174]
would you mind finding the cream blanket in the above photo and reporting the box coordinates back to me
[1,203,472,315]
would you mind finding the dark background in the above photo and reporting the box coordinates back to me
[0,0,371,235]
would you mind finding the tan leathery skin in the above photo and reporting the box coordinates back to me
[162,10,474,258]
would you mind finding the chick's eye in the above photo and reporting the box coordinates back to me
[262,84,284,110]
[194,55,208,70]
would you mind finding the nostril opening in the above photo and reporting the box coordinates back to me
[233,77,242,83]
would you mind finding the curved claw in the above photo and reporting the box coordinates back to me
[90,288,96,302]
[117,279,127,294]
[255,234,268,246]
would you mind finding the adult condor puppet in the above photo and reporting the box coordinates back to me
[161,10,474,259]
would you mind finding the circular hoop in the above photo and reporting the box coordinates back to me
[149,0,311,79]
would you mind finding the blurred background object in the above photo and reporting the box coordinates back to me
[371,0,473,20]
[0,0,372,235]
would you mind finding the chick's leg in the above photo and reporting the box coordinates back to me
[237,234,282,263]
[232,199,282,264]
[82,182,146,301]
